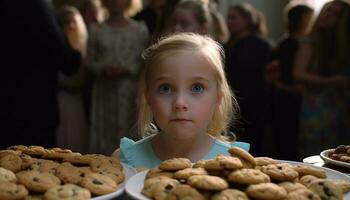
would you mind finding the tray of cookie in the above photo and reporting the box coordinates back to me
[125,147,350,200]
[0,145,136,200]
[321,145,350,169]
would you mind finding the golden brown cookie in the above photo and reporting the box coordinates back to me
[80,173,117,196]
[245,183,287,200]
[22,146,46,157]
[228,147,256,167]
[38,160,59,174]
[261,163,299,182]
[95,166,125,184]
[142,176,180,199]
[228,168,270,185]
[293,165,327,179]
[89,156,122,171]
[212,189,249,200]
[44,183,91,200]
[204,155,243,170]
[192,159,207,168]
[0,166,17,183]
[278,182,307,193]
[16,170,61,193]
[331,179,350,193]
[308,179,343,200]
[285,188,321,200]
[159,158,192,171]
[0,153,22,172]
[299,175,320,187]
[146,168,174,179]
[187,175,228,191]
[0,181,28,200]
[173,167,208,180]
[165,185,206,200]
[7,145,28,152]
[255,157,280,166]
[55,162,83,184]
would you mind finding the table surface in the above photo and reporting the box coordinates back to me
[303,155,350,176]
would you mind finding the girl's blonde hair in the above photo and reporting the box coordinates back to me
[137,32,239,140]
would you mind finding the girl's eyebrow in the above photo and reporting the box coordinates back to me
[191,76,210,83]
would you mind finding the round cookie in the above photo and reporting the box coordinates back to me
[0,181,28,200]
[90,156,122,171]
[293,165,326,179]
[187,175,228,191]
[95,166,124,184]
[246,183,287,200]
[55,162,83,184]
[278,182,307,193]
[299,175,320,187]
[173,167,208,180]
[255,157,280,166]
[159,158,191,171]
[80,173,117,196]
[25,194,43,200]
[7,145,28,152]
[285,188,321,200]
[0,154,22,172]
[16,170,61,193]
[23,146,46,157]
[146,168,174,179]
[228,168,270,185]
[212,189,249,200]
[0,167,17,183]
[204,155,243,170]
[44,183,91,200]
[308,179,343,200]
[228,147,257,167]
[142,176,180,199]
[261,163,299,182]
[165,185,206,200]
[39,160,59,174]
[193,160,207,168]
[332,179,350,193]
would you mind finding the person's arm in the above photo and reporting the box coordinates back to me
[293,42,347,87]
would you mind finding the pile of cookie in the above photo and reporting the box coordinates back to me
[329,145,350,163]
[0,145,124,200]
[142,147,350,200]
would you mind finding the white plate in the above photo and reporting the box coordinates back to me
[320,149,350,169]
[125,161,350,200]
[91,163,137,200]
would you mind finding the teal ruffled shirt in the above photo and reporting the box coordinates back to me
[119,135,250,169]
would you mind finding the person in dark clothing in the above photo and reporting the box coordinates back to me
[133,0,165,36]
[0,0,82,149]
[266,4,314,160]
[224,3,272,156]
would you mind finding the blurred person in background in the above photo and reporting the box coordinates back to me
[81,0,106,28]
[224,3,272,156]
[266,4,314,161]
[133,0,165,37]
[0,0,83,148]
[293,0,350,159]
[85,0,149,155]
[56,6,88,153]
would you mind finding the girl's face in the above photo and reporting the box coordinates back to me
[146,51,220,141]
[318,2,342,30]
[171,7,206,34]
[227,8,249,35]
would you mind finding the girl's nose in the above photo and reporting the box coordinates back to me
[173,94,188,111]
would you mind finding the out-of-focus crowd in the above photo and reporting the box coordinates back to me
[1,0,349,161]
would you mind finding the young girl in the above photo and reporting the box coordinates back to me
[116,33,249,169]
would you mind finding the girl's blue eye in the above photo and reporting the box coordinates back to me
[159,84,172,94]
[191,84,204,93]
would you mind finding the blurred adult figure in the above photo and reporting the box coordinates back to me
[133,0,165,37]
[85,0,149,155]
[0,0,82,148]
[224,3,272,156]
[293,0,350,159]
[81,0,106,28]
[169,0,211,35]
[266,4,314,160]
[56,6,88,153]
